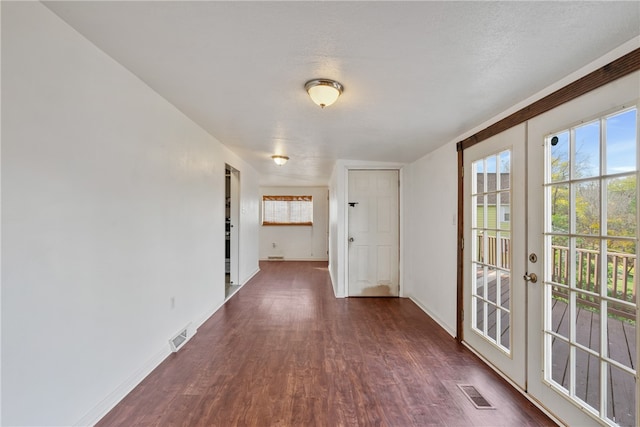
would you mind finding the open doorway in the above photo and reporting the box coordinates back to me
[225,164,240,299]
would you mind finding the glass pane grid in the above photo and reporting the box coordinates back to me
[544,106,637,426]
[470,151,512,354]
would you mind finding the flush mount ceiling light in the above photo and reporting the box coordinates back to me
[272,155,289,166]
[305,79,344,108]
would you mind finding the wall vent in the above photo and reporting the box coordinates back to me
[169,323,195,352]
[267,256,284,260]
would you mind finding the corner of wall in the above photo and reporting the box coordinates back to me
[409,296,456,338]
[328,264,344,298]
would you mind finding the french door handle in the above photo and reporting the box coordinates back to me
[523,273,538,283]
[349,237,355,242]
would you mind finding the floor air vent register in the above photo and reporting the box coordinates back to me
[169,323,195,352]
[457,384,495,409]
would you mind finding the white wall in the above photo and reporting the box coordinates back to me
[403,144,458,336]
[1,3,259,426]
[259,187,328,261]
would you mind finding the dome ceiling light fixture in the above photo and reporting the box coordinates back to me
[272,155,289,166]
[304,79,344,108]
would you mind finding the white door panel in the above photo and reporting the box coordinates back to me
[348,170,399,297]
[527,74,639,426]
[463,123,527,389]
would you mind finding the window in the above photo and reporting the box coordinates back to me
[500,205,510,222]
[262,195,313,226]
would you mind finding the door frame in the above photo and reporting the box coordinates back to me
[343,165,404,297]
[225,164,240,288]
[455,49,640,421]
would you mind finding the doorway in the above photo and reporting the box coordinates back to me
[462,82,638,425]
[225,164,240,299]
[347,169,400,297]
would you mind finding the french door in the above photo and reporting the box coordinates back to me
[465,73,638,426]
[463,123,527,388]
[527,84,638,425]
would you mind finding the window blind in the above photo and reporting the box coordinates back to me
[262,195,313,225]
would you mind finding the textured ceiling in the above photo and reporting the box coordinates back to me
[44,1,640,186]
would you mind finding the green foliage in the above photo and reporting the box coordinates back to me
[550,153,637,253]
[549,144,637,320]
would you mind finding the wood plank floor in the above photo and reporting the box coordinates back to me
[97,261,554,427]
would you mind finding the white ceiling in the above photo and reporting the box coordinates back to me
[44,1,640,186]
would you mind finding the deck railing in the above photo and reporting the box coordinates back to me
[477,235,636,320]
[551,245,636,320]
[476,235,510,269]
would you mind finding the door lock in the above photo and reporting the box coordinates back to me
[523,273,538,283]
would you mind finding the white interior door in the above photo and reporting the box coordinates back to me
[463,124,527,388]
[527,75,638,426]
[347,170,399,297]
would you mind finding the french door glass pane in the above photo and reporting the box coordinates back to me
[550,131,570,182]
[574,292,600,352]
[607,364,636,426]
[544,106,638,426]
[550,183,570,233]
[574,237,600,295]
[574,181,600,235]
[551,337,570,389]
[499,268,510,309]
[471,150,511,353]
[575,346,600,411]
[607,177,637,237]
[574,120,600,179]
[606,109,637,174]
[487,267,497,304]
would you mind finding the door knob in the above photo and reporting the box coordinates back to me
[523,273,538,283]
[349,237,355,242]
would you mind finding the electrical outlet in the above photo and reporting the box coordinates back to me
[272,242,276,248]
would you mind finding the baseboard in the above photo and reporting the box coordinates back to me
[76,267,262,427]
[73,345,171,427]
[408,295,456,337]
[195,296,229,330]
[241,267,260,286]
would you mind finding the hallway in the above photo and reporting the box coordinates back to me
[97,261,553,426]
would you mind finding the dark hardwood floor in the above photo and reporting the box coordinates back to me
[97,261,554,426]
